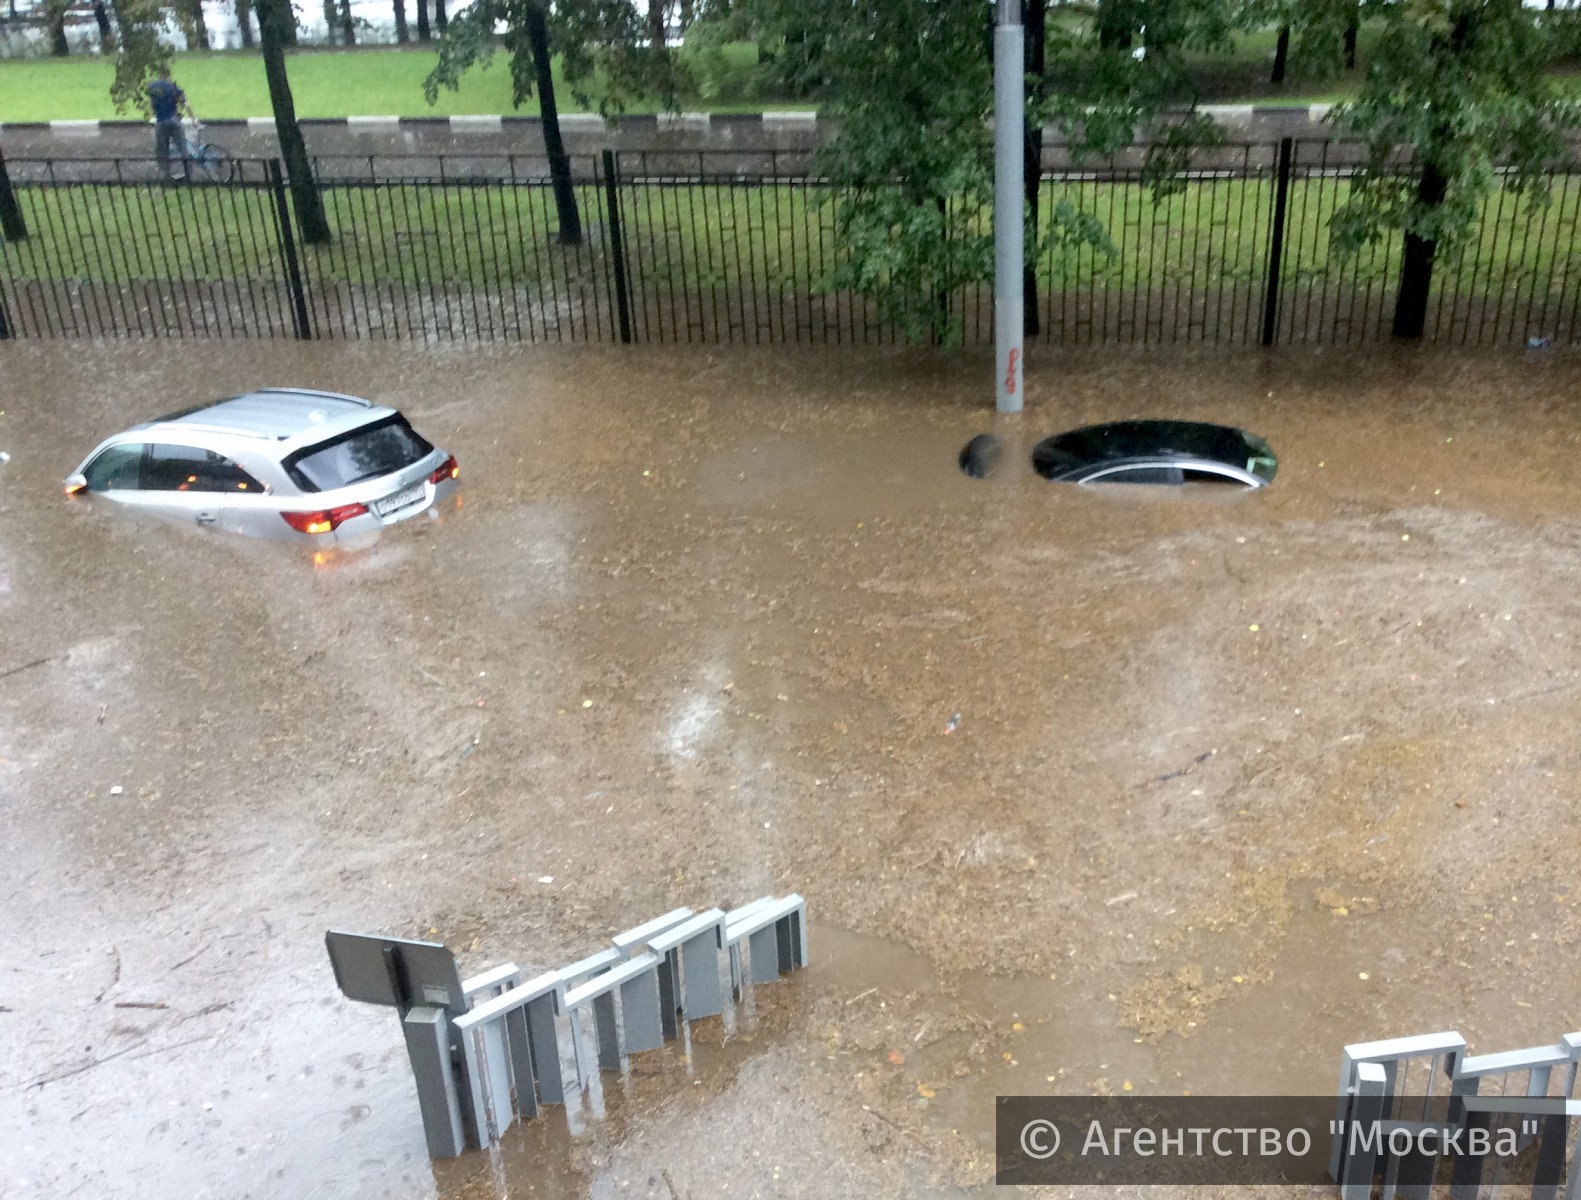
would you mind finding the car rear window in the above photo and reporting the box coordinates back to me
[284,415,433,493]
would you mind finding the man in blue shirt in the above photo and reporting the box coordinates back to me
[147,68,193,181]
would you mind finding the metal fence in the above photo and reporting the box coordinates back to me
[1332,1029,1581,1200]
[2,143,1578,346]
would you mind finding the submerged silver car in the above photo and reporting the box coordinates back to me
[64,388,459,542]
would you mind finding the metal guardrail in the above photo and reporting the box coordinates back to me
[327,893,809,1159]
[5,142,1579,346]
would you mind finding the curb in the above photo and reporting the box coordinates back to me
[0,105,1342,135]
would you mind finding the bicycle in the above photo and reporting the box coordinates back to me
[182,119,234,184]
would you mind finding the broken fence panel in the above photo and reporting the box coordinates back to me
[725,894,807,996]
[647,908,727,1021]
[564,950,665,1081]
[328,894,809,1158]
[1331,1029,1581,1200]
[451,970,566,1146]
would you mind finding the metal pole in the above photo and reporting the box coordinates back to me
[1261,137,1293,347]
[993,0,1024,413]
[267,158,313,341]
[601,149,633,345]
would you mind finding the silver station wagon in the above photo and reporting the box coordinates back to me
[64,388,459,542]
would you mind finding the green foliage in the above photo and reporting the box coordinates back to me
[736,0,1236,343]
[802,0,993,344]
[679,22,762,103]
[109,0,173,115]
[425,0,686,116]
[1328,0,1581,257]
[1042,0,1236,159]
[423,0,506,105]
[1235,0,1363,81]
[557,0,686,113]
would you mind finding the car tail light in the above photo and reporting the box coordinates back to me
[281,502,367,535]
[429,455,459,485]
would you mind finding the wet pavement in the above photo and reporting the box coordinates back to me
[2,340,1581,1198]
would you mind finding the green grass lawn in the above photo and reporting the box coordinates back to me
[0,41,789,121]
[5,25,1580,122]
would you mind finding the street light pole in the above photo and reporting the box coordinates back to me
[993,0,1024,414]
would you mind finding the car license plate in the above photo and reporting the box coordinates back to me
[374,482,425,517]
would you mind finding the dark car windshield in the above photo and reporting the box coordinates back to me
[1033,420,1277,483]
[285,415,434,493]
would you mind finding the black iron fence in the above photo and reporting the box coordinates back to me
[1,143,1578,346]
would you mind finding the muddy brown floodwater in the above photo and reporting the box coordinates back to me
[2,340,1580,1199]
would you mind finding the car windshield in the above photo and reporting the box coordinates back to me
[1032,420,1278,484]
[285,415,433,493]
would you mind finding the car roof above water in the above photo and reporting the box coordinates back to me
[144,389,385,444]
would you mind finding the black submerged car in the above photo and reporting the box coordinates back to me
[1031,420,1278,488]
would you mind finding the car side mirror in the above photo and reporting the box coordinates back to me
[63,473,88,496]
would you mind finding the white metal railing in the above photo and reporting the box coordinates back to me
[1333,1029,1581,1200]
[331,894,808,1159]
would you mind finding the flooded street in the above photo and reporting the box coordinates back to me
[2,340,1580,1198]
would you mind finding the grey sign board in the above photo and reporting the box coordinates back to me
[325,930,467,1015]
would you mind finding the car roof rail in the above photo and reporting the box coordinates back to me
[253,387,375,407]
[144,420,275,440]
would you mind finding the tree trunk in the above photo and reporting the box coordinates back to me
[236,0,255,48]
[92,0,115,50]
[433,0,445,34]
[934,193,949,345]
[255,0,331,244]
[1343,18,1358,69]
[1392,162,1446,338]
[391,0,408,43]
[1023,0,1046,336]
[415,0,430,41]
[1270,25,1290,84]
[322,0,336,42]
[525,2,582,245]
[49,3,69,56]
[0,145,28,243]
[339,0,355,45]
[648,0,666,49]
[1098,1,1133,51]
[677,0,693,35]
[185,0,210,50]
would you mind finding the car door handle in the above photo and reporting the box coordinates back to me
[195,512,217,525]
